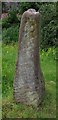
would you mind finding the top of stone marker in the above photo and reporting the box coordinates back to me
[27,9,36,13]
[22,9,40,19]
[27,9,39,14]
[21,9,40,23]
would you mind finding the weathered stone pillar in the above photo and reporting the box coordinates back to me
[14,9,45,107]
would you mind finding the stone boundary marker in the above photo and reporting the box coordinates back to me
[14,9,45,107]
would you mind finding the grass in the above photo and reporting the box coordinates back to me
[2,43,56,118]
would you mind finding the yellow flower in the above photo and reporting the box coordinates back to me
[53,49,55,55]
[46,53,48,56]
[42,52,44,56]
[7,51,8,53]
[48,48,51,53]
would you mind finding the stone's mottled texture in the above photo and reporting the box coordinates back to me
[14,9,45,107]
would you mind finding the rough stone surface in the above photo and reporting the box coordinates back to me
[14,9,45,107]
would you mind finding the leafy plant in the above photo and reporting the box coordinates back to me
[2,24,19,44]
[2,2,57,49]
